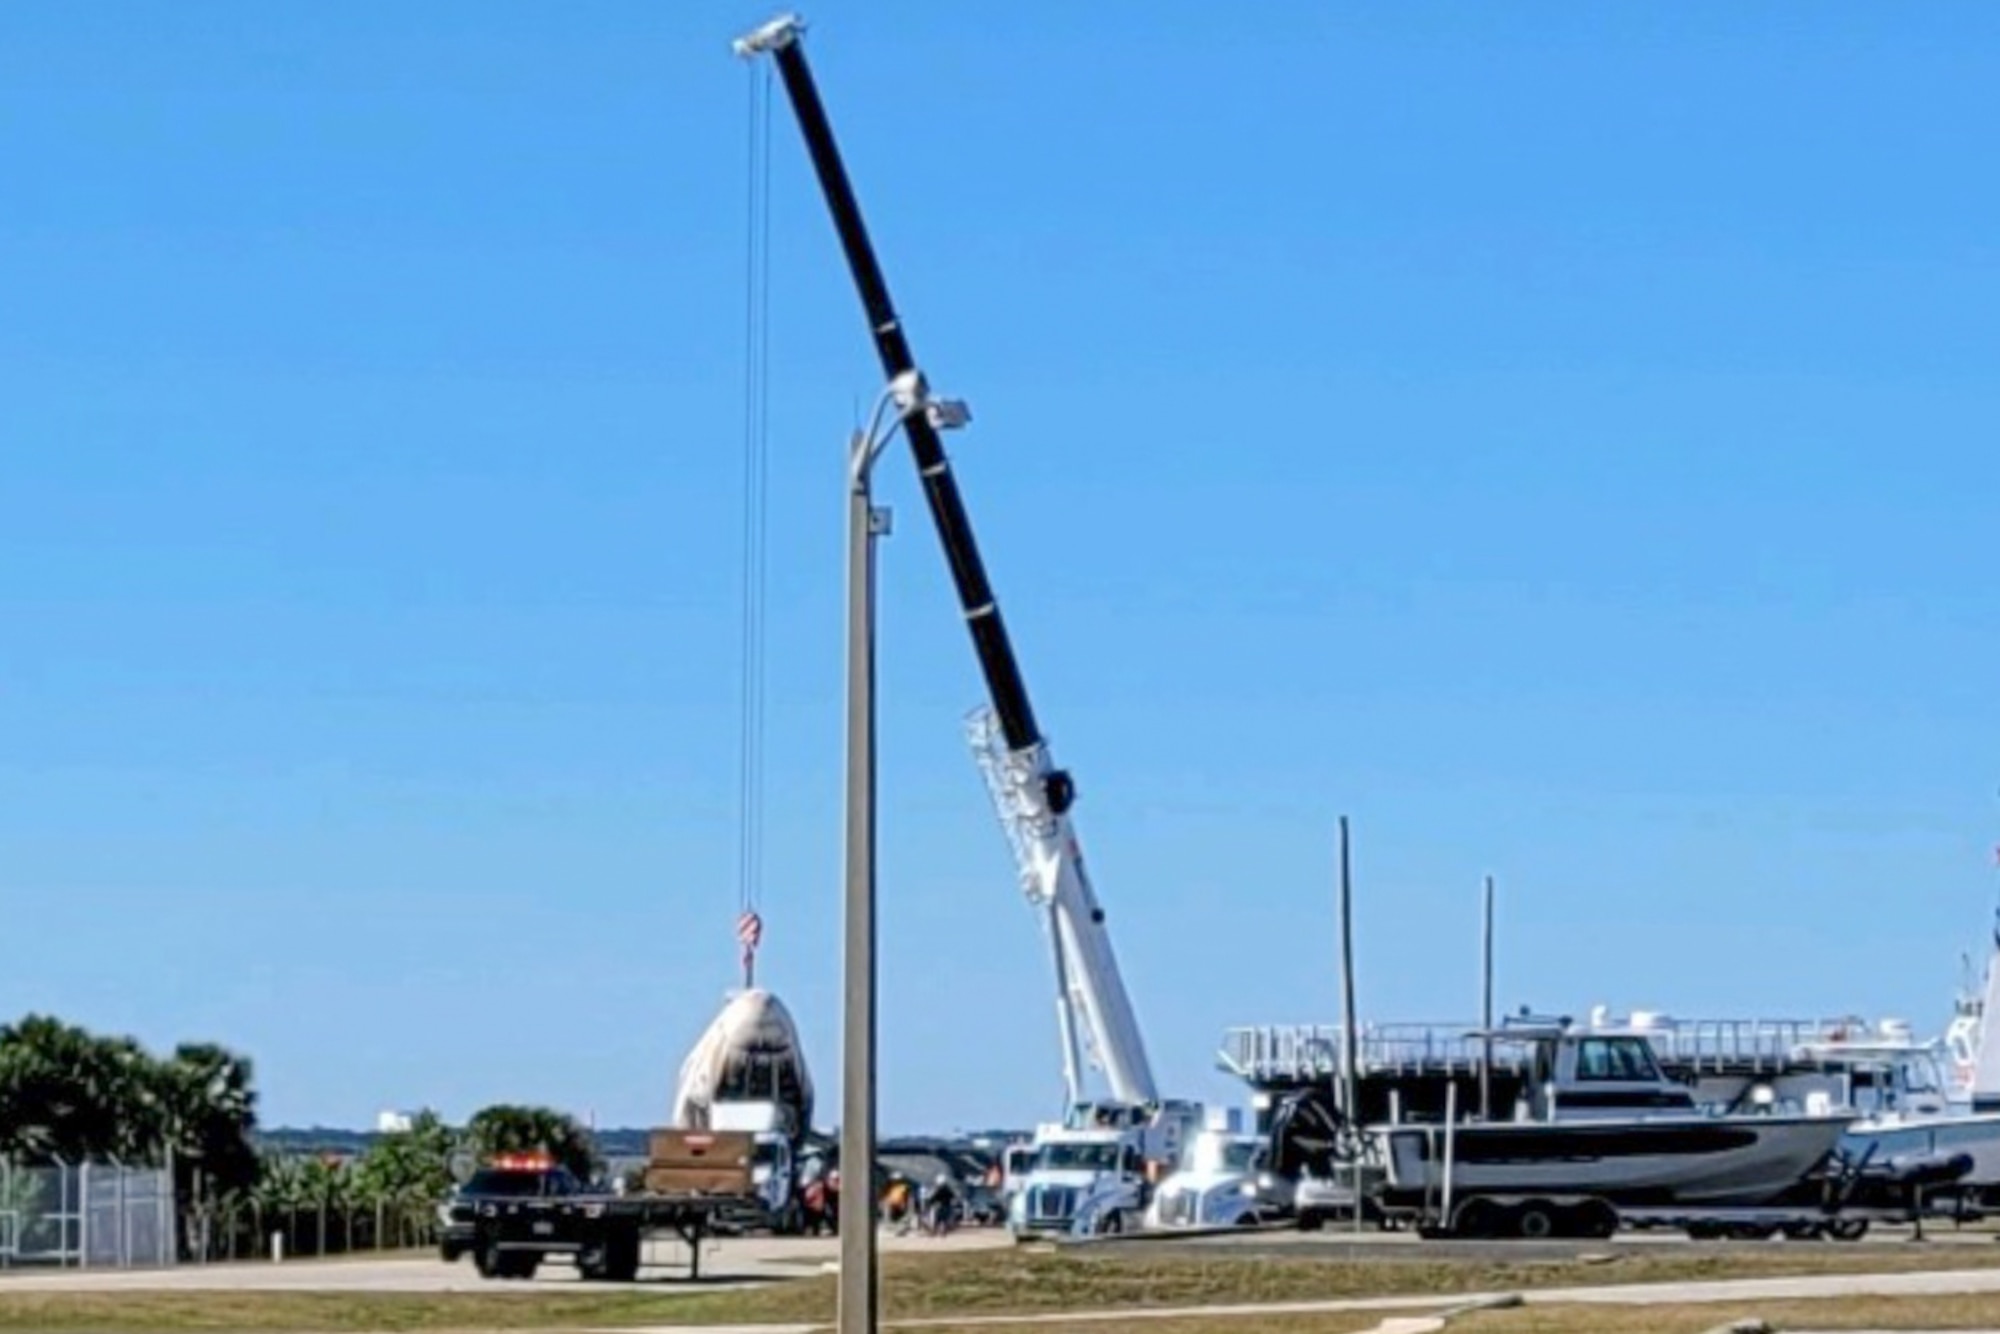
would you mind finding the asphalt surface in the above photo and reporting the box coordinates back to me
[0,1229,1007,1293]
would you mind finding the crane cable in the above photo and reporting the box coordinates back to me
[735,58,774,990]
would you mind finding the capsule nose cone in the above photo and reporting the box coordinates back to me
[671,987,815,1131]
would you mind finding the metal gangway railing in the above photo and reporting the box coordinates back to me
[1220,1011,1886,1084]
[1218,1021,1526,1082]
[1634,1015,1881,1073]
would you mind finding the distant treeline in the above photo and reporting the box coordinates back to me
[0,1013,613,1259]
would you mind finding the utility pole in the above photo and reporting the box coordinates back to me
[839,425,892,1334]
[1337,816,1361,1231]
[1480,875,1496,1122]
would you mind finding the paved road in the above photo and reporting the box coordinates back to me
[0,1230,1010,1294]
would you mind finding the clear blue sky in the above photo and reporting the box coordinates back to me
[5,1,1998,1135]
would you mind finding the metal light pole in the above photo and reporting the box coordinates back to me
[839,424,889,1334]
[837,373,961,1334]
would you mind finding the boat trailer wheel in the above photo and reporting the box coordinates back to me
[1513,1201,1558,1240]
[1450,1198,1501,1238]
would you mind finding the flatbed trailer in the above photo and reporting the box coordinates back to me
[464,1128,768,1282]
[470,1190,757,1281]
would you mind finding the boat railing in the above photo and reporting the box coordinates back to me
[1636,1016,1878,1072]
[1218,1022,1529,1081]
[1221,1013,1885,1083]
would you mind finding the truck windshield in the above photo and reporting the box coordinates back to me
[1034,1142,1119,1172]
[460,1169,550,1197]
[1222,1142,1260,1173]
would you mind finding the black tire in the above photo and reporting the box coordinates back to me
[1297,1210,1326,1233]
[603,1229,642,1283]
[1569,1200,1619,1240]
[1451,1197,1502,1239]
[1825,1217,1869,1242]
[473,1239,504,1279]
[1514,1201,1558,1241]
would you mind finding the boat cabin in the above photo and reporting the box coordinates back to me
[1474,1020,1698,1122]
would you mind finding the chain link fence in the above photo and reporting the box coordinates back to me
[179,1195,440,1263]
[0,1159,174,1269]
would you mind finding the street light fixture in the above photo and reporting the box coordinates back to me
[839,371,967,1334]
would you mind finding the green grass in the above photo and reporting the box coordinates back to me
[8,1243,2000,1331]
[1460,1291,2000,1332]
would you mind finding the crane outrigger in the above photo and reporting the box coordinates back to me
[732,14,1167,1122]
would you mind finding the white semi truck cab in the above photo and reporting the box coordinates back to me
[1144,1112,1274,1230]
[1007,1099,1204,1237]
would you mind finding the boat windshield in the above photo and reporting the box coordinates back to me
[1901,1054,1946,1097]
[1573,1036,1663,1082]
[1034,1141,1120,1172]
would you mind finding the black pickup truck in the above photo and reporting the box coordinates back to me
[444,1135,763,1282]
[437,1156,588,1275]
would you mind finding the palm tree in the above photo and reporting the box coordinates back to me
[464,1104,599,1182]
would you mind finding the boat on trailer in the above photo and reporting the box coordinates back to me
[1369,1017,1857,1237]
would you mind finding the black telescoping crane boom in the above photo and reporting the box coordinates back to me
[733,14,1041,761]
[733,13,1160,1108]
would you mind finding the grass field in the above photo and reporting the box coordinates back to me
[7,1245,2000,1331]
[905,1296,2000,1333]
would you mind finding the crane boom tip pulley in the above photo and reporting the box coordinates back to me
[733,12,805,59]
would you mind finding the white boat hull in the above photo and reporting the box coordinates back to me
[1379,1115,1852,1208]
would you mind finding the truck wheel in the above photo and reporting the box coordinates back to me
[604,1230,641,1283]
[473,1241,504,1279]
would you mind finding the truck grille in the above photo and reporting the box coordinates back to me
[1028,1185,1076,1222]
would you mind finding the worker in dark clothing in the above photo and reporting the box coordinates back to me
[923,1172,961,1236]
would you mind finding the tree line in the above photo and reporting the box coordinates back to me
[0,1014,598,1260]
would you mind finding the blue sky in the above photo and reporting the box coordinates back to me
[4,1,1998,1134]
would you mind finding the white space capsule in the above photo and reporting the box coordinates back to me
[669,988,815,1132]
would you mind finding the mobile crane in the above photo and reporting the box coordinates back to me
[734,16,1201,1231]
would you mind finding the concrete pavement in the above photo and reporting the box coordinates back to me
[0,1229,1008,1294]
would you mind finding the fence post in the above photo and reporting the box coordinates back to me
[74,1159,86,1271]
[116,1158,129,1268]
